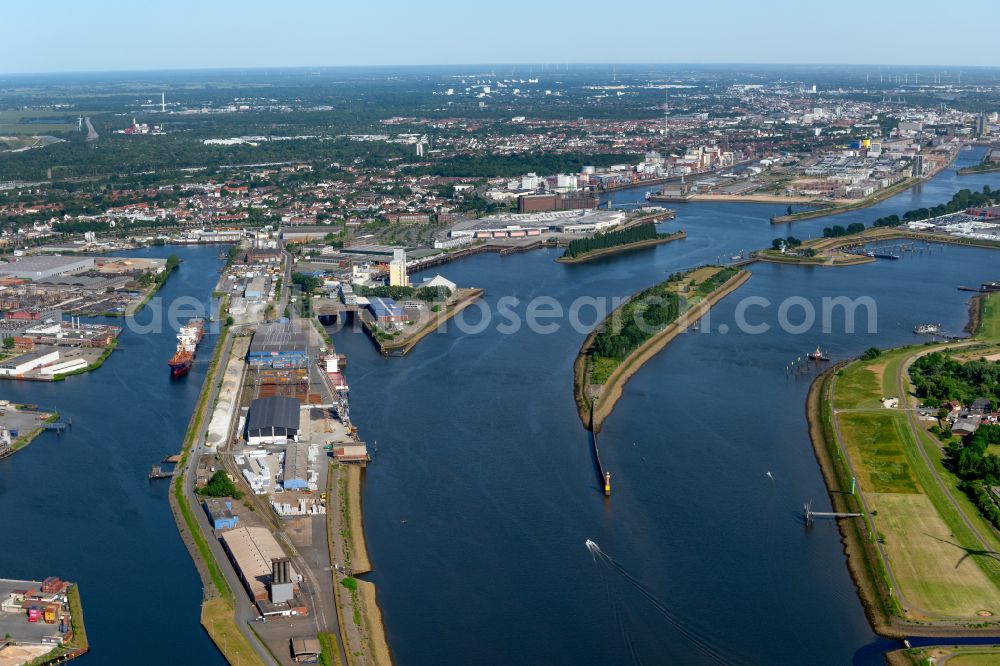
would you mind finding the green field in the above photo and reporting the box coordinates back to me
[833,362,882,410]
[838,412,919,493]
[875,492,1000,618]
[978,292,1000,340]
[0,110,78,135]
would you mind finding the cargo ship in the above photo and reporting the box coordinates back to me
[167,318,205,377]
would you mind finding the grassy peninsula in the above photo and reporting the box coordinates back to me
[556,223,685,264]
[575,265,750,430]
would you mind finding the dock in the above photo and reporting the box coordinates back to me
[148,465,175,480]
[804,501,862,527]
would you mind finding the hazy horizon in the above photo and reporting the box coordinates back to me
[3,0,999,75]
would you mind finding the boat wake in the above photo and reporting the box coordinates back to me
[585,540,739,665]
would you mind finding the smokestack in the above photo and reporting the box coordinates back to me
[161,92,166,113]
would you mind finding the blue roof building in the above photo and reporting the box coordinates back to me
[204,498,239,531]
[367,297,407,323]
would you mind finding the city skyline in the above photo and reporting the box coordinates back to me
[3,0,1000,75]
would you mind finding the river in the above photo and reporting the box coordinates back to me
[0,245,226,664]
[331,146,1000,664]
[0,150,997,665]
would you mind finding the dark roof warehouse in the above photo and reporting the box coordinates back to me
[246,396,301,442]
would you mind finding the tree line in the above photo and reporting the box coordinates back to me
[563,223,663,259]
[910,351,1000,408]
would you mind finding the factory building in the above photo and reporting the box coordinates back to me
[247,322,309,368]
[246,396,301,446]
[517,192,598,213]
[0,349,59,377]
[0,256,95,280]
[219,526,298,602]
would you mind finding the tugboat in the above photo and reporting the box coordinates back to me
[167,318,205,377]
[807,346,830,362]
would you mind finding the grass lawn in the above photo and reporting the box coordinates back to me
[873,493,1000,619]
[834,362,883,410]
[201,598,266,666]
[318,633,343,666]
[977,292,1000,340]
[838,411,919,493]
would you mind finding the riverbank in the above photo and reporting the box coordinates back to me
[0,405,56,460]
[575,267,750,431]
[365,288,484,356]
[805,364,904,638]
[555,231,685,264]
[330,464,391,666]
[166,322,267,666]
[958,161,1000,175]
[102,254,181,318]
[769,178,920,224]
[690,192,820,204]
[756,227,1000,268]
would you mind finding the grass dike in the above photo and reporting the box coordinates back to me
[575,266,750,431]
[805,364,904,638]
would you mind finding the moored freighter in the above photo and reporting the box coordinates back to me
[168,318,205,377]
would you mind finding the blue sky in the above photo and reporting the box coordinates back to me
[3,0,998,74]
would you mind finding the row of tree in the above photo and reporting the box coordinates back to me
[563,223,663,259]
[822,222,866,238]
[353,284,452,301]
[770,236,802,250]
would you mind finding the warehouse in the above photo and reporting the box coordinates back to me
[367,297,407,324]
[282,441,309,490]
[203,498,239,530]
[247,322,309,368]
[0,349,59,377]
[246,396,301,446]
[0,256,95,280]
[219,526,297,602]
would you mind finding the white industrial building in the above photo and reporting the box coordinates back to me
[0,349,60,377]
[0,256,95,280]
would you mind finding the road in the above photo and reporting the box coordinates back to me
[83,117,98,141]
[896,346,1000,554]
[178,328,279,665]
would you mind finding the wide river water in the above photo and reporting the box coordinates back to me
[0,150,999,665]
[330,147,1000,665]
[0,245,227,664]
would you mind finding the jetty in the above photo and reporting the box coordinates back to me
[148,465,175,480]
